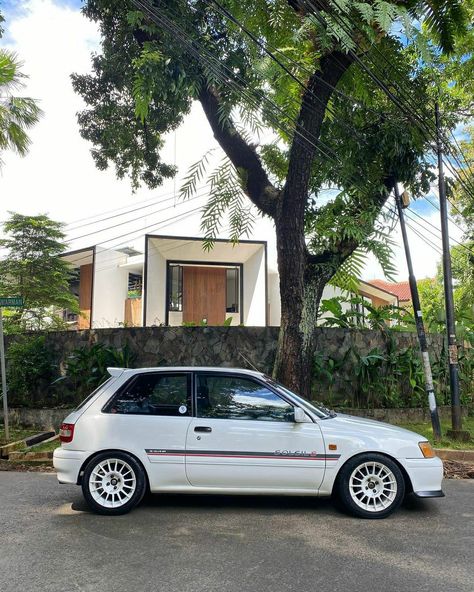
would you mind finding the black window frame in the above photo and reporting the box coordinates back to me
[168,264,183,312]
[193,371,296,422]
[225,267,240,313]
[102,371,193,417]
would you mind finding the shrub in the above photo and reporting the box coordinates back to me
[55,342,137,405]
[6,336,56,407]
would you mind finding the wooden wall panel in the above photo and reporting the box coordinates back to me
[183,266,226,325]
[124,298,142,327]
[78,263,92,330]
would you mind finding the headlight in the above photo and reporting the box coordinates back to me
[418,441,436,458]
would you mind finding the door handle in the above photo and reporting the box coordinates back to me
[194,426,212,433]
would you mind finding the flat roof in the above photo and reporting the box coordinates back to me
[146,234,266,264]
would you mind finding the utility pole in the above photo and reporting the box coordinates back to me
[394,184,442,442]
[435,102,468,440]
[0,308,9,442]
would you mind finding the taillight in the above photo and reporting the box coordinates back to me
[59,423,75,443]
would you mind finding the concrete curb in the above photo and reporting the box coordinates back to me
[8,450,54,461]
[435,448,474,462]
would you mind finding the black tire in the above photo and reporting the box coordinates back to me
[82,451,147,516]
[336,453,405,519]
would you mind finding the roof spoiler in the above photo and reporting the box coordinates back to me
[107,367,125,377]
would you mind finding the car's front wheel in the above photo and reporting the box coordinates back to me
[82,451,147,515]
[336,453,405,519]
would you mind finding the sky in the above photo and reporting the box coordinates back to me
[0,0,465,281]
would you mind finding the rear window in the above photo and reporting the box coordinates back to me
[103,373,192,416]
[75,378,113,411]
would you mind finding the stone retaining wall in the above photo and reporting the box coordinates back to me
[4,325,449,405]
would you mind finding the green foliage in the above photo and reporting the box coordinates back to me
[74,0,473,390]
[55,342,137,404]
[0,213,78,332]
[0,48,42,167]
[313,294,474,408]
[6,336,55,407]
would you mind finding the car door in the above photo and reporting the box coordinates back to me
[101,371,193,489]
[185,372,326,491]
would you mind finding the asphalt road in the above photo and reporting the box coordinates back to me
[0,473,472,592]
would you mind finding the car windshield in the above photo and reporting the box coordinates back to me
[263,376,335,419]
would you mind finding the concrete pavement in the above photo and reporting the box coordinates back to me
[0,472,472,592]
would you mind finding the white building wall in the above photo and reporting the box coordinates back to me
[145,241,167,326]
[267,271,281,327]
[243,248,266,326]
[92,248,129,328]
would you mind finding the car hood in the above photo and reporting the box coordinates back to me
[320,412,424,443]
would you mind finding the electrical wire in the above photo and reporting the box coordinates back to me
[131,0,345,170]
[132,0,392,202]
[65,183,211,231]
[65,204,204,271]
[67,188,209,243]
[302,0,474,203]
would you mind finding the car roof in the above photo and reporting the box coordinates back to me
[107,366,266,379]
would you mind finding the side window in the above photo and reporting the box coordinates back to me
[104,373,191,416]
[196,375,293,422]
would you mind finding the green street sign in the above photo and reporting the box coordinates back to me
[0,297,24,308]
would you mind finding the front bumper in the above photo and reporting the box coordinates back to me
[413,490,445,498]
[53,448,89,484]
[400,456,445,497]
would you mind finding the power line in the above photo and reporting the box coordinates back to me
[65,183,211,231]
[132,0,395,199]
[67,189,208,243]
[65,204,204,270]
[302,0,474,203]
[385,204,443,256]
[405,207,474,255]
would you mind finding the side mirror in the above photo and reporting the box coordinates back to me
[294,407,310,423]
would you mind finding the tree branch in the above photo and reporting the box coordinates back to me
[306,176,395,267]
[198,85,280,217]
[279,51,355,225]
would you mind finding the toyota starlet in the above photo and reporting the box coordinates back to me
[53,367,444,518]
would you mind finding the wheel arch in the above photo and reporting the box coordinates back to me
[332,451,413,495]
[77,448,151,492]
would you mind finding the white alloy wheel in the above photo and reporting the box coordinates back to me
[89,458,137,509]
[349,461,397,512]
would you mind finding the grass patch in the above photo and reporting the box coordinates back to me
[0,428,39,446]
[24,437,60,453]
[397,417,474,450]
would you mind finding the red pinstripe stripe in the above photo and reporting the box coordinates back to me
[147,452,338,460]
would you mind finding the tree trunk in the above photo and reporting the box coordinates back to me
[299,265,334,398]
[273,233,334,399]
[272,214,306,393]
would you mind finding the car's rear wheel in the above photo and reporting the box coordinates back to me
[82,451,146,515]
[336,453,405,519]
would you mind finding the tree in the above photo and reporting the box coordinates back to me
[72,0,469,395]
[0,213,78,331]
[416,244,474,340]
[0,42,42,167]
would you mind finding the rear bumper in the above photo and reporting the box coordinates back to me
[53,448,88,485]
[413,490,445,498]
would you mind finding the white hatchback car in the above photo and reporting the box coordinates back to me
[53,367,444,518]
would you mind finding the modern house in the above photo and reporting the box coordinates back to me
[61,234,398,330]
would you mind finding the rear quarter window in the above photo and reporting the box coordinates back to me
[75,378,113,411]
